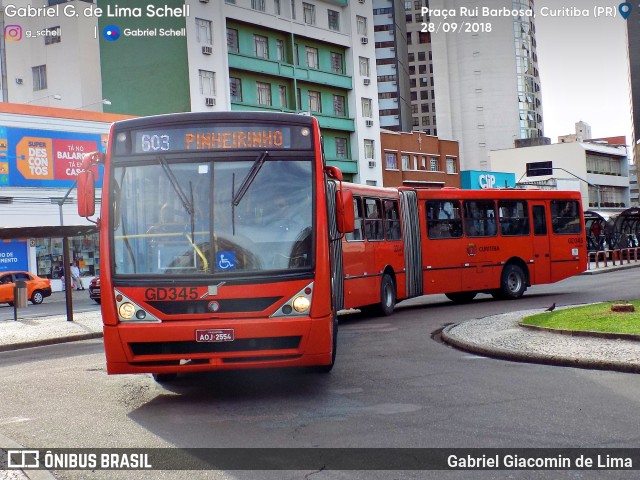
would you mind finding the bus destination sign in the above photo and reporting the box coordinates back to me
[131,125,310,154]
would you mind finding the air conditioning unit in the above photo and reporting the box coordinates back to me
[360,37,368,45]
[363,78,370,86]
[202,45,213,55]
[365,119,374,127]
[368,160,376,168]
[15,78,23,85]
[205,97,216,106]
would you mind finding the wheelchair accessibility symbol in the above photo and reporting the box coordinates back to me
[216,251,236,271]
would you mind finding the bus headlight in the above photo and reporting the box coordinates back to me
[292,295,311,313]
[119,302,136,320]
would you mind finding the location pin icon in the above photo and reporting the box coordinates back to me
[619,2,632,19]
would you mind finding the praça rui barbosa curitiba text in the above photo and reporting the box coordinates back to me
[448,454,633,469]
[421,5,621,34]
[3,3,189,18]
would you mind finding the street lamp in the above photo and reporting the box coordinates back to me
[74,99,111,110]
[25,94,62,104]
[55,180,78,322]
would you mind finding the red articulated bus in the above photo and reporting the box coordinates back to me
[330,185,586,313]
[77,111,355,381]
[77,111,586,381]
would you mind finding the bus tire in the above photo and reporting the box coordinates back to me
[445,292,477,303]
[497,264,527,299]
[152,372,178,383]
[361,274,397,317]
[379,274,396,316]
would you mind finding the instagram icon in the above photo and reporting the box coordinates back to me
[4,25,22,42]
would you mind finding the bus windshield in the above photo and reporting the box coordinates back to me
[112,157,313,276]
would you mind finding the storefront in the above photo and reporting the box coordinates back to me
[0,104,131,290]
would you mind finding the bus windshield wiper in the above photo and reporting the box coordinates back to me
[232,151,269,207]
[158,156,195,220]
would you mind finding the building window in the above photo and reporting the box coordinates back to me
[226,28,238,53]
[356,15,367,35]
[251,0,265,11]
[328,10,340,31]
[256,82,272,105]
[361,98,372,118]
[308,90,321,112]
[305,46,319,69]
[254,34,269,59]
[32,65,47,91]
[303,2,315,25]
[199,70,215,96]
[291,0,296,19]
[229,77,242,102]
[359,57,370,77]
[336,137,348,158]
[196,18,212,45]
[44,26,60,45]
[276,39,284,61]
[364,139,375,159]
[446,158,457,174]
[385,152,398,170]
[274,0,281,15]
[330,52,343,74]
[279,85,287,108]
[333,95,345,116]
[401,155,410,170]
[430,157,439,171]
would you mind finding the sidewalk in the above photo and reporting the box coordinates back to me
[0,310,102,352]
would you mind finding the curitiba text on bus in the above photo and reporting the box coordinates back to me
[132,125,314,154]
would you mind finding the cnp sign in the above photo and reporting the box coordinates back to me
[478,174,496,189]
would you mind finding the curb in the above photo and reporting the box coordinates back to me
[519,322,640,342]
[441,323,640,374]
[0,332,103,353]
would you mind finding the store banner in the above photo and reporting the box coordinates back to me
[0,126,105,187]
[0,241,28,272]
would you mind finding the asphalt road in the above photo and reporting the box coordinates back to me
[2,270,640,479]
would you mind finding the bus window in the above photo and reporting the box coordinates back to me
[383,199,401,241]
[498,200,530,236]
[364,198,384,241]
[532,205,547,235]
[426,200,463,239]
[551,200,582,234]
[346,196,365,241]
[463,200,496,237]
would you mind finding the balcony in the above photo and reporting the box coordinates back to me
[228,53,352,90]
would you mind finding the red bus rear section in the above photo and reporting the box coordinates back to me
[76,111,586,379]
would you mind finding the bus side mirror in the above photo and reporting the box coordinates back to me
[336,190,354,233]
[77,170,96,218]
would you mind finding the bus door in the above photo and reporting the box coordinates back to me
[531,203,551,284]
[342,196,377,308]
[423,199,464,294]
[461,200,498,291]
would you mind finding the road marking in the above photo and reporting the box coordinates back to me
[0,417,31,425]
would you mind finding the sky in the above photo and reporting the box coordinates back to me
[534,0,633,144]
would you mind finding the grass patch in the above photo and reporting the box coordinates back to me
[522,301,640,335]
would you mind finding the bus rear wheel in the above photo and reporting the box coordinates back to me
[362,273,396,317]
[445,292,477,303]
[495,264,527,299]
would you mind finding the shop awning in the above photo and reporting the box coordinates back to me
[0,225,97,240]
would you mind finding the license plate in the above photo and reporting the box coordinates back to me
[196,329,234,343]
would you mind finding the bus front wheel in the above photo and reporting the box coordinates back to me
[496,264,527,299]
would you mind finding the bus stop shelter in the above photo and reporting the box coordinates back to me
[0,225,98,322]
